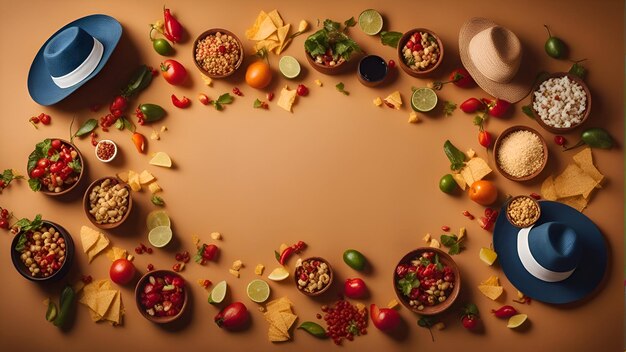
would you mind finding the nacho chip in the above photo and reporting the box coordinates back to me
[105,247,128,262]
[255,264,265,275]
[148,181,162,194]
[559,195,588,212]
[268,324,289,341]
[466,149,476,159]
[139,170,155,185]
[541,175,558,201]
[246,11,268,39]
[276,24,290,46]
[554,164,597,199]
[572,147,604,186]
[200,73,213,86]
[478,275,503,300]
[80,226,100,253]
[277,86,297,112]
[267,10,283,28]
[451,173,466,190]
[128,170,141,191]
[466,157,492,181]
[460,166,475,188]
[87,233,110,263]
[102,290,123,325]
[265,297,297,342]
[116,171,129,183]
[252,16,277,40]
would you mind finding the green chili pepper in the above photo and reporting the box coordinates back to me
[122,65,153,98]
[443,140,466,171]
[139,103,166,122]
[564,127,614,151]
[53,286,75,327]
[45,300,58,322]
[298,321,328,338]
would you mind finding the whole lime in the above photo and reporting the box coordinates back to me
[343,249,367,271]
[152,38,173,56]
[439,174,458,194]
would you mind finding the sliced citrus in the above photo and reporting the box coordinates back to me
[148,225,173,248]
[278,55,301,79]
[208,280,227,304]
[267,267,289,281]
[358,9,383,35]
[507,314,528,328]
[149,152,172,168]
[479,247,498,266]
[146,210,170,231]
[246,279,271,303]
[411,87,438,112]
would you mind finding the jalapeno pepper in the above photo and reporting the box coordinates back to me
[171,94,191,108]
[137,103,166,122]
[163,7,183,43]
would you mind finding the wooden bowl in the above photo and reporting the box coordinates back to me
[135,270,188,324]
[505,195,541,228]
[294,257,334,296]
[193,28,244,79]
[27,138,84,196]
[11,220,75,282]
[83,176,132,230]
[493,125,548,182]
[393,247,460,315]
[357,55,388,87]
[530,72,591,133]
[305,48,349,75]
[397,28,444,77]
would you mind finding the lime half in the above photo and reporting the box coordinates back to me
[209,280,228,304]
[358,9,383,35]
[146,210,170,231]
[246,279,271,303]
[411,87,438,112]
[279,56,301,79]
[148,226,173,248]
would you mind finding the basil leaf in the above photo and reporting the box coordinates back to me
[27,150,42,173]
[443,140,466,171]
[335,82,349,95]
[381,31,403,48]
[29,214,42,232]
[443,101,456,117]
[28,178,41,192]
[440,234,458,247]
[448,243,461,255]
[74,119,98,137]
[14,233,27,252]
[216,93,233,105]
[522,105,535,118]
[344,17,356,28]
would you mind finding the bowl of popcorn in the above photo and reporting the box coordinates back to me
[494,125,548,182]
[294,257,333,296]
[531,72,591,133]
[505,195,541,228]
[397,28,444,77]
[193,28,244,78]
[83,176,132,230]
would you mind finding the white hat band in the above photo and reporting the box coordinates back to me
[517,226,575,282]
[51,37,103,88]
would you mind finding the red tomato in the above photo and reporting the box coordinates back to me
[160,59,188,85]
[296,84,309,97]
[30,167,45,179]
[459,98,484,113]
[109,258,136,285]
[203,244,218,261]
[344,278,368,299]
[462,315,479,329]
[450,68,475,88]
[215,302,249,330]
[37,158,50,169]
[482,98,511,117]
[370,304,401,332]
[51,139,62,150]
[478,130,492,148]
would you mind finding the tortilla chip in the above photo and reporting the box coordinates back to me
[466,157,492,181]
[541,175,558,201]
[451,173,466,190]
[267,9,283,28]
[277,24,290,45]
[277,86,297,112]
[559,195,588,212]
[268,324,289,341]
[87,233,110,263]
[276,38,292,55]
[554,164,597,199]
[128,170,141,191]
[252,16,277,40]
[102,290,122,325]
[478,275,503,300]
[572,147,604,186]
[116,171,129,183]
[139,170,155,185]
[80,226,101,253]
[266,297,293,313]
[460,166,475,188]
[148,181,162,194]
[254,39,280,54]
[246,11,268,39]
[106,247,128,262]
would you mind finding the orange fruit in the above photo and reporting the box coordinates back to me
[245,61,272,89]
[468,180,498,206]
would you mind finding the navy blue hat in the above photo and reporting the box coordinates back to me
[28,14,122,106]
[493,201,607,304]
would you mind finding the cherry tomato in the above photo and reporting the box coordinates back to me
[51,139,62,150]
[215,302,249,330]
[203,244,219,261]
[1,208,9,219]
[0,218,8,229]
[459,98,484,113]
[40,114,51,125]
[478,130,492,148]
[388,59,396,68]
[344,278,368,299]
[160,59,187,85]
[462,315,479,329]
[482,98,511,117]
[109,258,136,285]
[554,135,566,146]
[245,61,272,89]
[49,161,65,174]
[370,304,401,332]
[296,84,309,97]
[469,180,498,206]
[450,68,475,88]
[37,158,51,169]
[30,167,45,179]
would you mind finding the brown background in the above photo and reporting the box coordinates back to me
[0,0,623,351]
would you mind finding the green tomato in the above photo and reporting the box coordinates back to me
[439,174,458,194]
[152,38,173,56]
[343,249,367,271]
[544,25,566,59]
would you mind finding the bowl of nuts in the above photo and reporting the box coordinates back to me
[397,28,444,77]
[135,270,187,324]
[393,247,460,315]
[193,28,244,79]
[294,257,333,296]
[506,195,541,228]
[83,176,132,230]
[95,140,117,163]
[11,219,75,282]
[26,138,84,196]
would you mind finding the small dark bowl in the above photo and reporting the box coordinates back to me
[135,270,188,324]
[83,176,132,230]
[193,28,244,79]
[11,220,74,282]
[305,48,349,75]
[397,28,444,77]
[505,195,541,228]
[27,138,84,196]
[357,55,388,87]
[393,247,460,315]
[493,125,548,182]
[531,72,591,133]
[294,257,334,297]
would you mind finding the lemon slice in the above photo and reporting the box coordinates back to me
[479,247,498,266]
[411,87,438,112]
[267,267,289,281]
[146,210,170,231]
[278,56,301,79]
[149,152,172,168]
[507,314,528,328]
[148,225,173,248]
[358,9,383,36]
[208,280,227,304]
[246,279,271,303]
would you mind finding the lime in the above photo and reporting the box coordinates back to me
[149,152,172,168]
[358,9,383,35]
[246,279,270,303]
[411,87,438,112]
[439,174,458,194]
[278,56,301,79]
[479,247,498,266]
[267,267,289,281]
[146,210,171,231]
[148,225,173,248]
[343,249,367,271]
[208,280,227,304]
[507,314,528,328]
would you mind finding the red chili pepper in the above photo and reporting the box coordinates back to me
[478,130,492,148]
[132,132,146,153]
[163,7,183,43]
[491,305,519,318]
[279,247,296,265]
[171,94,191,108]
[481,98,511,117]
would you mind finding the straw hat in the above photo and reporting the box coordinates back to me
[493,201,608,304]
[28,14,122,106]
[459,17,533,103]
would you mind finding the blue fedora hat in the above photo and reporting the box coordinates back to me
[493,201,607,304]
[28,14,122,106]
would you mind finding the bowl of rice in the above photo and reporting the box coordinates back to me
[531,72,591,133]
[494,126,548,182]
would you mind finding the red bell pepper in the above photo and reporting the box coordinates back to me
[163,7,183,43]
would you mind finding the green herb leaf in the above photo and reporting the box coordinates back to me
[521,105,535,119]
[194,244,207,264]
[114,118,124,130]
[323,19,340,32]
[2,169,23,186]
[417,316,435,328]
[274,250,281,262]
[49,153,60,162]
[68,159,82,173]
[151,195,165,206]
[74,119,98,137]
[344,17,356,28]
[398,272,420,295]
[122,117,134,132]
[569,62,586,79]
[443,101,457,116]
[305,19,361,62]
[380,31,403,48]
[473,115,485,126]
[217,93,234,104]
[28,178,41,192]
[434,254,444,271]
[335,82,349,95]
[15,233,27,252]
[440,234,458,247]
[298,321,328,338]
[448,243,461,255]
[122,65,153,98]
[464,303,479,316]
[443,140,466,171]
[13,214,43,251]
[253,99,263,108]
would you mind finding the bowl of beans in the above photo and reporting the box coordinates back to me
[394,248,460,315]
[26,138,84,196]
[494,125,548,182]
[83,176,132,230]
[11,220,75,282]
[506,195,541,228]
[531,72,591,133]
[397,28,444,77]
[294,257,333,296]
[95,140,117,163]
[135,270,187,324]
[193,29,244,78]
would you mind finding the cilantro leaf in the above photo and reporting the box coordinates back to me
[335,82,349,95]
[434,254,444,271]
[253,99,263,109]
[194,244,207,264]
[440,234,458,247]
[398,272,420,295]
[448,243,461,255]
[380,31,403,48]
[521,105,535,119]
[15,234,27,252]
[68,159,82,173]
[323,19,340,32]
[13,215,44,251]
[151,195,165,206]
[305,18,361,62]
[344,17,356,28]
[1,169,23,186]
[443,101,457,116]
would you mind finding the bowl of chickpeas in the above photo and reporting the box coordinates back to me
[11,220,75,282]
[397,28,444,77]
[294,257,334,297]
[193,28,244,78]
[505,195,541,228]
[83,176,132,230]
